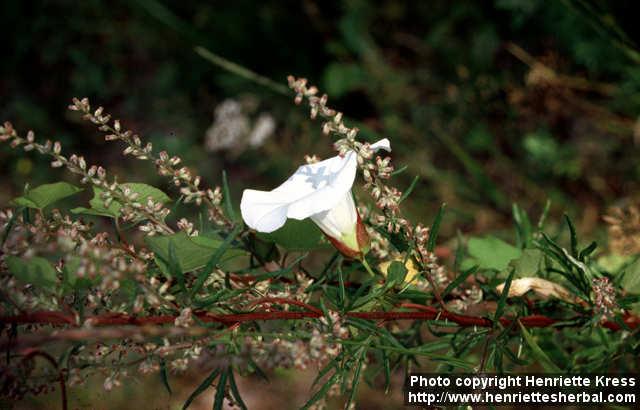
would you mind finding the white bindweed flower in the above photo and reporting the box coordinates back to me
[240,138,391,258]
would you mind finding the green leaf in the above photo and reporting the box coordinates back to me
[506,249,545,278]
[302,371,341,410]
[337,263,347,310]
[427,203,446,252]
[146,232,246,274]
[160,359,172,395]
[398,175,420,204]
[182,367,220,409]
[11,182,83,210]
[519,323,562,372]
[71,183,170,218]
[168,239,186,292]
[322,62,367,97]
[578,241,597,260]
[374,225,409,253]
[311,352,343,389]
[213,369,228,410]
[1,210,17,248]
[190,225,242,297]
[5,256,57,288]
[597,253,631,273]
[382,350,391,394]
[537,199,551,230]
[495,267,514,323]
[61,256,93,293]
[387,261,407,285]
[257,218,326,251]
[246,234,280,263]
[227,369,247,410]
[345,340,371,409]
[222,170,236,221]
[564,214,578,257]
[620,259,640,295]
[390,165,408,176]
[512,203,532,248]
[443,265,477,298]
[467,236,522,271]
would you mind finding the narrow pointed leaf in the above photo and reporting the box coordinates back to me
[443,265,477,298]
[519,322,562,372]
[494,267,514,323]
[160,359,172,395]
[222,170,236,221]
[427,203,446,252]
[302,372,341,410]
[564,214,578,257]
[227,368,247,410]
[190,224,242,297]
[182,367,220,409]
[399,175,420,204]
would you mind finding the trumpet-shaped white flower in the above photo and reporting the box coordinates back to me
[240,139,391,258]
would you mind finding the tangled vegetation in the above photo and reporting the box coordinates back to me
[1,75,639,409]
[2,1,640,409]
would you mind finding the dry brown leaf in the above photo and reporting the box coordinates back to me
[496,277,581,304]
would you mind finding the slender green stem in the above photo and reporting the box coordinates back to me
[361,257,376,276]
[195,46,290,96]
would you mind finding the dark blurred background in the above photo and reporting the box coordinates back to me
[2,1,640,408]
[2,0,640,239]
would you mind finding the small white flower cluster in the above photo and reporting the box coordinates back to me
[176,218,198,237]
[103,371,123,391]
[412,223,450,293]
[72,234,147,294]
[68,97,230,228]
[357,205,391,259]
[241,310,349,375]
[0,121,174,236]
[445,285,483,313]
[204,98,276,153]
[258,272,314,305]
[2,209,91,256]
[174,307,194,327]
[592,277,617,319]
[145,276,177,308]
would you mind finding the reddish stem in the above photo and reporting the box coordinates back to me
[2,308,637,331]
